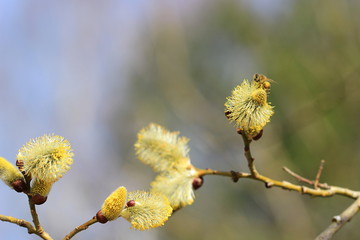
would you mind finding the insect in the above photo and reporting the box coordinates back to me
[253,73,273,92]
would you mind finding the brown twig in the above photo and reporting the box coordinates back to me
[282,166,314,185]
[283,166,330,190]
[314,160,326,189]
[63,217,98,240]
[315,197,360,240]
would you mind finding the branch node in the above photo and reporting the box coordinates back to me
[230,171,240,182]
[332,215,342,223]
[265,182,274,188]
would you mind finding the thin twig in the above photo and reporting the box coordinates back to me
[28,198,53,240]
[29,200,42,230]
[315,197,360,240]
[240,131,258,177]
[314,160,326,189]
[198,167,360,199]
[283,166,314,185]
[63,217,98,240]
[283,166,330,189]
[0,214,36,233]
[197,132,359,200]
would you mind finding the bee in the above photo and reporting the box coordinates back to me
[253,73,274,93]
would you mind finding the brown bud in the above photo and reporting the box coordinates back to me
[265,182,274,188]
[11,179,28,193]
[126,200,136,207]
[96,210,108,224]
[252,129,263,141]
[192,177,204,190]
[31,194,47,205]
[230,171,239,183]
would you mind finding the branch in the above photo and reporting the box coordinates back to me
[197,167,360,199]
[63,217,98,240]
[0,214,36,233]
[0,213,53,240]
[199,129,360,239]
[240,130,258,176]
[197,131,360,200]
[28,198,53,240]
[315,197,360,240]
[314,160,325,189]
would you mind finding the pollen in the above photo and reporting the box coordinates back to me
[101,186,127,221]
[150,169,196,211]
[224,76,274,137]
[120,190,172,230]
[17,134,74,183]
[135,123,190,172]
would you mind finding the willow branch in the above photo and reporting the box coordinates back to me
[0,214,36,233]
[63,217,98,240]
[314,160,325,189]
[197,167,360,199]
[240,131,258,176]
[315,197,360,240]
[28,198,53,240]
[282,166,330,189]
[196,132,360,199]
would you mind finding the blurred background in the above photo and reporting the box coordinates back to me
[1,0,360,239]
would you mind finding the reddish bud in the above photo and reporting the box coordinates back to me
[15,159,25,173]
[126,200,136,207]
[31,194,47,205]
[192,177,204,190]
[11,179,27,193]
[96,210,108,224]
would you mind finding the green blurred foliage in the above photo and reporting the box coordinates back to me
[112,0,360,239]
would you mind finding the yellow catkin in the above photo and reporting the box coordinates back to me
[151,168,196,211]
[0,157,24,188]
[135,123,190,172]
[120,190,173,230]
[101,186,127,221]
[17,134,74,182]
[30,180,52,197]
[225,76,274,137]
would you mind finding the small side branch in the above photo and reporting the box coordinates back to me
[283,166,330,190]
[315,197,360,240]
[314,160,326,189]
[28,198,53,240]
[0,213,53,240]
[0,214,36,233]
[197,132,360,200]
[198,167,360,199]
[63,217,98,240]
[240,131,258,176]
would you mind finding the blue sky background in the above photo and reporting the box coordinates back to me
[0,1,157,239]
